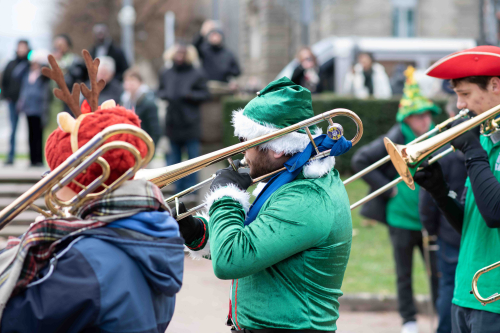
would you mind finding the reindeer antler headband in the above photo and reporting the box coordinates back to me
[41,49,106,117]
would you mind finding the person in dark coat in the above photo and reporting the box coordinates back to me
[122,68,161,147]
[197,29,240,82]
[291,47,324,94]
[1,39,30,165]
[418,99,466,333]
[351,67,441,333]
[158,43,210,193]
[90,23,129,82]
[16,50,51,167]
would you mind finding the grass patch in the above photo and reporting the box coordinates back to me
[342,178,431,295]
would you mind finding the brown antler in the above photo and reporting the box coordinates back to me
[80,49,106,112]
[42,55,82,118]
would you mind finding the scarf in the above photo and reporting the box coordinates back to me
[0,179,167,318]
[244,135,352,225]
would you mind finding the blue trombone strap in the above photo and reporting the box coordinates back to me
[244,134,351,225]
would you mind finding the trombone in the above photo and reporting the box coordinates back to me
[347,109,469,210]
[344,109,469,186]
[471,261,500,305]
[135,108,364,220]
[0,124,155,227]
[0,109,363,226]
[384,103,500,190]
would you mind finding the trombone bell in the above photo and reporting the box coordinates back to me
[384,138,415,190]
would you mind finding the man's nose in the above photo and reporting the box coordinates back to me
[456,99,467,110]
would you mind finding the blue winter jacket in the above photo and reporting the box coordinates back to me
[1,211,184,333]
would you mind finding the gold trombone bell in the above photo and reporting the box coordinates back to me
[385,104,500,189]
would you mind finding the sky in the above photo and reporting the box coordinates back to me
[0,0,57,63]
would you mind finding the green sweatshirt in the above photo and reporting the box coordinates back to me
[453,134,500,314]
[188,165,352,331]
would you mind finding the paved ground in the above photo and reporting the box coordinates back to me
[169,256,435,333]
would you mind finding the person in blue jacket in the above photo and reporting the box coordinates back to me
[0,92,184,332]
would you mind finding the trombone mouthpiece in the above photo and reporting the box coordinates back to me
[240,158,249,167]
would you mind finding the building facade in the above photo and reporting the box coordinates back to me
[232,0,481,86]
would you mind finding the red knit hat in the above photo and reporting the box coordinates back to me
[45,106,147,193]
[426,45,500,79]
[42,50,149,194]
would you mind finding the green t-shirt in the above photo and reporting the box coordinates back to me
[453,134,500,313]
[386,123,422,230]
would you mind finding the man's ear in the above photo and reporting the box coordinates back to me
[489,77,500,94]
[271,150,285,159]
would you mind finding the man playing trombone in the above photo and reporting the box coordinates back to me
[177,77,353,332]
[414,45,500,333]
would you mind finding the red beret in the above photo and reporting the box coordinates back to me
[426,45,500,79]
[45,106,148,193]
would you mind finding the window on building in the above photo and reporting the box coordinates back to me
[392,0,416,37]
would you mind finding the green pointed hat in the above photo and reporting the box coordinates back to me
[396,66,441,122]
[232,77,321,154]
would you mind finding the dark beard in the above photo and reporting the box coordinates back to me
[249,149,284,179]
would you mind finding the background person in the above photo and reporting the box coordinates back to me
[414,45,500,333]
[83,56,123,105]
[291,46,323,94]
[1,39,30,165]
[90,23,129,81]
[197,29,240,82]
[352,67,440,333]
[122,68,161,147]
[16,49,52,167]
[157,43,210,194]
[53,34,87,88]
[343,51,392,99]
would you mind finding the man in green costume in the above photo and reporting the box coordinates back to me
[414,45,500,333]
[352,66,440,333]
[177,77,353,332]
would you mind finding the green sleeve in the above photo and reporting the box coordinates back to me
[208,184,332,280]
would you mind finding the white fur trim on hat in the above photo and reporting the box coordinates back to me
[303,156,336,179]
[204,183,251,215]
[232,109,322,155]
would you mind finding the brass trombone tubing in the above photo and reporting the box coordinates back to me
[136,109,363,189]
[0,124,155,228]
[343,109,469,186]
[349,146,455,210]
[471,260,500,305]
